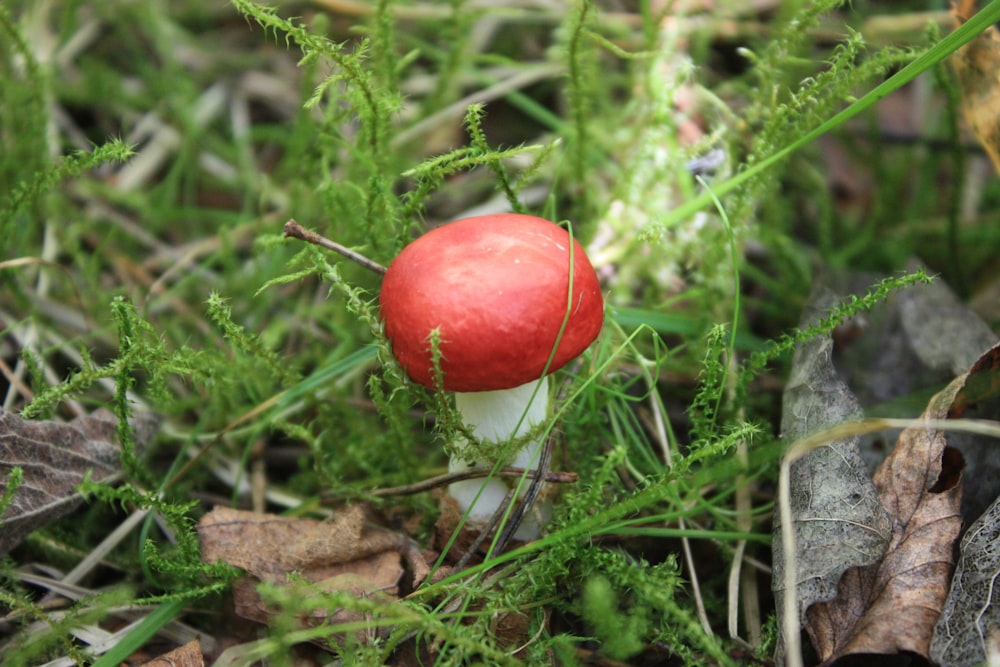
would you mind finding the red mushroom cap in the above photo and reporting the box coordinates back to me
[379,214,604,392]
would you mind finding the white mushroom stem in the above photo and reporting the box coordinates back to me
[448,376,552,540]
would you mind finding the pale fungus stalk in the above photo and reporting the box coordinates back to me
[449,377,551,539]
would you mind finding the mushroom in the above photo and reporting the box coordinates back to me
[379,213,604,539]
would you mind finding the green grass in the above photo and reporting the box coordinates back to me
[2,0,998,664]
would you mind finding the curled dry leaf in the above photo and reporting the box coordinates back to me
[0,409,158,556]
[932,493,1000,667]
[930,345,1000,667]
[773,287,892,654]
[198,505,432,635]
[801,345,998,665]
[896,259,999,377]
[952,0,1000,172]
[831,261,997,521]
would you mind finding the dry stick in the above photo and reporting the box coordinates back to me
[446,442,565,569]
[0,356,34,404]
[283,219,387,275]
[324,466,577,500]
[452,491,517,573]
[491,436,556,558]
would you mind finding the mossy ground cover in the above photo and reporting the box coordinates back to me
[2,1,999,664]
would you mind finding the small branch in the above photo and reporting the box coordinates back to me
[491,437,556,557]
[283,219,387,275]
[375,466,577,497]
[321,466,577,501]
[452,489,516,571]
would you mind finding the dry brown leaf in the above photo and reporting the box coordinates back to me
[199,504,405,573]
[139,639,205,667]
[952,0,1000,172]
[932,488,1000,667]
[198,505,431,632]
[930,347,1000,667]
[772,287,893,667]
[0,409,158,556]
[948,342,1000,419]
[228,550,405,629]
[432,491,491,563]
[802,346,995,664]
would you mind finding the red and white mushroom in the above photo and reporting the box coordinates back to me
[379,213,604,538]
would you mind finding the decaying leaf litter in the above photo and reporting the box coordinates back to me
[3,0,1000,665]
[775,270,1000,666]
[0,410,159,557]
[952,0,1000,173]
[197,506,431,634]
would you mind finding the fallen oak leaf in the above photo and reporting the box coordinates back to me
[802,346,998,664]
[812,262,1000,527]
[0,409,159,556]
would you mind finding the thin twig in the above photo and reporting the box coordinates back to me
[452,490,516,572]
[490,438,555,557]
[321,466,577,501]
[283,219,388,275]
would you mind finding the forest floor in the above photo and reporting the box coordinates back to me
[3,1,1000,665]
